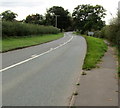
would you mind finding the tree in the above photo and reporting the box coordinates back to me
[45,6,72,31]
[25,14,44,25]
[72,4,106,33]
[106,11,120,48]
[0,10,18,21]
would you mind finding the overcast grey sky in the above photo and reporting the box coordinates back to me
[0,0,120,24]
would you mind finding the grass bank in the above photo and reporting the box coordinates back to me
[82,35,107,70]
[1,33,64,52]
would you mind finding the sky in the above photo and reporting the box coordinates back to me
[0,0,120,24]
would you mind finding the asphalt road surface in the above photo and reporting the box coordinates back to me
[2,32,86,106]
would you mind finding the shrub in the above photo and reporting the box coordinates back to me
[94,31,101,38]
[103,12,120,48]
[2,21,60,38]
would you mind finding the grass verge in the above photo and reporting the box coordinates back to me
[1,33,64,52]
[82,35,107,70]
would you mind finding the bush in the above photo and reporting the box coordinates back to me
[103,12,120,48]
[94,26,108,38]
[94,31,101,38]
[2,21,60,38]
[94,12,120,49]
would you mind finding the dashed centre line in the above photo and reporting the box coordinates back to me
[0,36,73,72]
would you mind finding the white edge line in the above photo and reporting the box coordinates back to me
[0,36,73,72]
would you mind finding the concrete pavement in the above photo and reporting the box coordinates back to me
[74,46,118,106]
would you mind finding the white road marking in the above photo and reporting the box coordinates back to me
[31,54,38,58]
[0,36,73,72]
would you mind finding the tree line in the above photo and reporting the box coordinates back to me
[0,4,106,33]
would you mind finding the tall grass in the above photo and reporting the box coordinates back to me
[2,21,60,38]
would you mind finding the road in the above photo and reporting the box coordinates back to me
[2,32,86,106]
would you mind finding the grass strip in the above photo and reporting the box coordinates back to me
[1,33,63,52]
[82,35,107,70]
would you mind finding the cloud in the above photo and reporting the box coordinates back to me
[0,0,119,24]
[0,1,44,7]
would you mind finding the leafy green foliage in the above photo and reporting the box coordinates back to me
[95,12,120,48]
[2,21,60,38]
[0,10,18,21]
[72,4,106,33]
[25,14,45,25]
[45,6,72,31]
[83,36,107,70]
[94,26,107,38]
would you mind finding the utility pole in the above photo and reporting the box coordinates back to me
[55,15,59,28]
